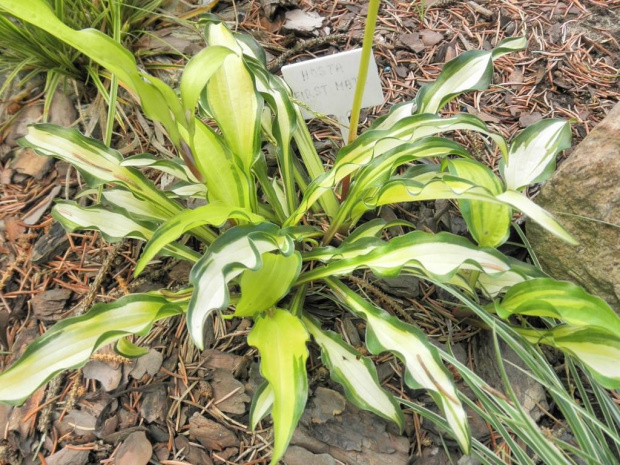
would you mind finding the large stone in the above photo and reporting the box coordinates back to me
[290,388,409,465]
[473,332,548,422]
[527,103,620,311]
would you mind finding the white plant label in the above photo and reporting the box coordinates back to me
[281,48,384,140]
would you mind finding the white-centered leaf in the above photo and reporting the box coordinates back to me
[495,190,577,244]
[298,231,510,284]
[495,278,620,334]
[121,153,197,183]
[476,258,546,298]
[247,309,309,464]
[415,36,526,115]
[102,189,170,222]
[135,203,264,276]
[187,224,295,349]
[167,182,208,198]
[53,201,200,263]
[53,201,154,242]
[416,51,493,115]
[326,278,470,453]
[0,293,182,405]
[519,326,620,390]
[302,314,404,429]
[501,119,571,191]
[23,125,185,219]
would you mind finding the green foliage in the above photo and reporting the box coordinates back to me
[1,2,620,463]
[0,0,161,99]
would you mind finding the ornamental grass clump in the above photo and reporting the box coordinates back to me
[1,0,620,463]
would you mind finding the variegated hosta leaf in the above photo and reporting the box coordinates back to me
[53,201,200,263]
[370,101,417,131]
[490,36,529,58]
[121,153,198,183]
[494,190,577,244]
[494,278,620,334]
[501,119,571,191]
[445,158,512,247]
[22,125,184,219]
[248,58,299,214]
[415,36,527,115]
[167,181,208,198]
[332,137,470,231]
[302,314,404,429]
[235,252,302,317]
[102,189,171,222]
[180,45,236,119]
[302,236,385,263]
[475,257,546,298]
[361,176,503,223]
[519,326,620,389]
[0,293,182,405]
[188,224,296,349]
[365,174,576,245]
[284,113,506,227]
[183,120,255,209]
[204,21,262,172]
[134,203,264,276]
[291,106,340,220]
[325,278,470,453]
[249,381,274,431]
[247,309,309,464]
[342,218,415,246]
[297,231,510,285]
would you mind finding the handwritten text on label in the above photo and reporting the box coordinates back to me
[281,49,384,120]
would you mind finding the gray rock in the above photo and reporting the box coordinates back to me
[284,446,335,465]
[412,446,459,465]
[527,103,620,312]
[457,455,482,465]
[290,388,409,465]
[473,332,548,421]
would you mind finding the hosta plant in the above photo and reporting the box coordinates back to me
[2,0,620,463]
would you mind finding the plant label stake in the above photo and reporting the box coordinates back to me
[281,48,384,141]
